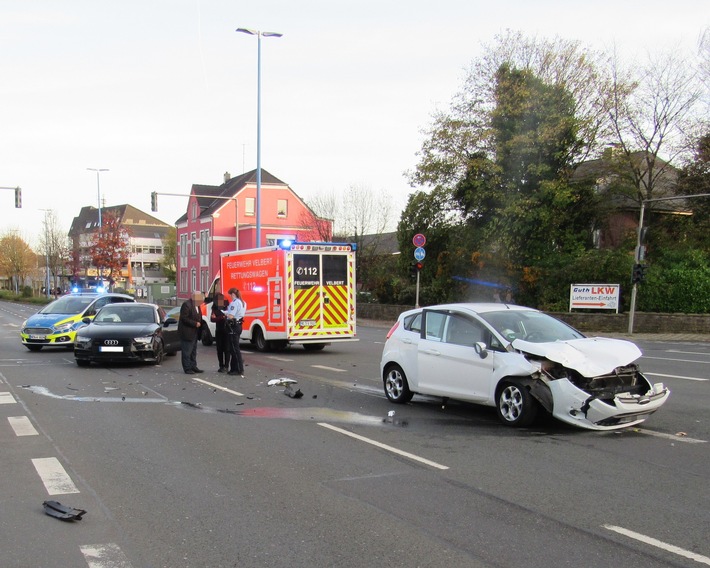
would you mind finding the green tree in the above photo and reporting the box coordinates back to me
[453,65,595,268]
[409,30,617,190]
[161,226,177,281]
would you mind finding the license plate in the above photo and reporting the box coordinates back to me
[29,334,46,340]
[100,346,123,352]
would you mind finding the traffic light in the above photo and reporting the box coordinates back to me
[14,186,21,208]
[415,261,423,272]
[631,263,647,284]
[151,191,158,212]
[409,262,417,280]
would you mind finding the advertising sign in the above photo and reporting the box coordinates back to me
[569,284,620,312]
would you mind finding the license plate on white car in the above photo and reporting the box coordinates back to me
[100,346,123,352]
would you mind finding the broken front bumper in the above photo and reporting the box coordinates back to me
[547,378,670,431]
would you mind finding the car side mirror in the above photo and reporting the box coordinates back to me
[81,317,91,324]
[164,317,177,327]
[474,342,489,359]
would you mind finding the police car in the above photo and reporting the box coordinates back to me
[20,292,135,351]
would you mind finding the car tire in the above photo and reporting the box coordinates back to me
[303,343,325,352]
[152,340,164,365]
[201,323,213,346]
[252,327,268,352]
[25,344,42,352]
[383,364,413,403]
[496,380,539,427]
[76,359,91,367]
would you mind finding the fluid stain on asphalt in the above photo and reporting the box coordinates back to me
[20,385,165,403]
[21,386,408,428]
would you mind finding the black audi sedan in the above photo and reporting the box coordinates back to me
[74,303,180,366]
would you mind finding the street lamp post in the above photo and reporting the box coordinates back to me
[39,209,52,298]
[87,168,109,228]
[87,168,108,285]
[236,27,282,248]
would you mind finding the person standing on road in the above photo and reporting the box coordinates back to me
[225,287,246,377]
[211,292,230,373]
[178,290,204,375]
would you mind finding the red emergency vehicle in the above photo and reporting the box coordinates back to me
[203,241,357,351]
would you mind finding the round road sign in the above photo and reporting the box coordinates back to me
[412,233,426,247]
[414,247,426,261]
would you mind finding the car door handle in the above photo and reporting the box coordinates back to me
[423,349,441,356]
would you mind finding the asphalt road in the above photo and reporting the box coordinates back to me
[1,300,708,568]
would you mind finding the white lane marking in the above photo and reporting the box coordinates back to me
[32,457,80,495]
[312,365,346,373]
[318,422,449,470]
[667,349,710,356]
[268,356,294,362]
[645,372,708,382]
[643,356,709,365]
[8,416,38,436]
[603,524,710,566]
[192,378,243,396]
[80,543,134,568]
[636,429,707,444]
[0,392,16,404]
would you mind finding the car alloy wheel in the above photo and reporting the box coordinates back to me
[384,365,413,403]
[496,380,538,427]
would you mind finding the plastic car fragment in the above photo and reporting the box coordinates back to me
[42,500,86,521]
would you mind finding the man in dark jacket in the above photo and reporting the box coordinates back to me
[178,291,204,374]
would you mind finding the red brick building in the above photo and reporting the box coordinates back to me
[175,169,332,299]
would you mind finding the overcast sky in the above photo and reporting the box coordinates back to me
[1,0,706,246]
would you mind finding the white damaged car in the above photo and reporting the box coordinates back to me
[380,303,669,430]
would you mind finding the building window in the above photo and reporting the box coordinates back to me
[201,269,210,293]
[200,230,209,266]
[180,234,188,264]
[191,232,197,257]
[180,270,188,293]
[245,197,255,216]
[192,201,199,221]
[191,268,197,292]
[277,199,288,218]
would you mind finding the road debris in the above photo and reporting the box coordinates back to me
[43,500,86,521]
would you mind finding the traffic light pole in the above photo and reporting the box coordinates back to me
[415,271,420,308]
[627,201,646,334]
[1,186,21,208]
[627,193,710,334]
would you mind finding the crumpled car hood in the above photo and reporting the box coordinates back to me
[511,337,642,377]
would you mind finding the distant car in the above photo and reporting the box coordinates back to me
[20,292,135,351]
[74,303,180,366]
[380,303,670,431]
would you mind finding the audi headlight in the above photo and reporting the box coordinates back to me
[134,336,153,344]
[75,335,91,347]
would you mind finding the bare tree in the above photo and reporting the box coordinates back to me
[607,49,705,203]
[38,210,71,291]
[340,183,392,243]
[299,193,337,242]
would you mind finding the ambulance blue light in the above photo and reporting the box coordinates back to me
[278,239,293,250]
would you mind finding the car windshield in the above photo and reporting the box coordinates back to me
[479,310,584,343]
[95,306,156,324]
[39,295,95,315]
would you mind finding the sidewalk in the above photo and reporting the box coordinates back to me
[358,319,710,342]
